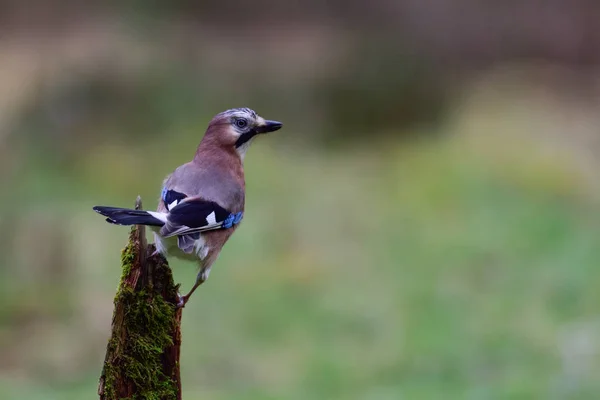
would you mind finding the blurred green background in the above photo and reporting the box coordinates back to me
[1,2,600,399]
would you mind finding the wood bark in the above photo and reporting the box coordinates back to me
[98,197,182,400]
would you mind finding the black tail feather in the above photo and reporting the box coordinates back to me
[93,206,164,227]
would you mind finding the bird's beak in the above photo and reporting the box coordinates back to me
[255,120,283,134]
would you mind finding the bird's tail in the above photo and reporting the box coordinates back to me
[93,206,166,226]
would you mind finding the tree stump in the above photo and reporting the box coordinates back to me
[98,197,182,400]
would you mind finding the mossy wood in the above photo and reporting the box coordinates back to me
[98,197,183,400]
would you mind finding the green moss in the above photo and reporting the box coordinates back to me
[102,227,179,400]
[119,239,136,285]
[103,291,178,399]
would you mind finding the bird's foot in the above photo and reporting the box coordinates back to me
[176,294,188,308]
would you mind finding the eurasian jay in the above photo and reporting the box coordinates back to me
[93,108,283,307]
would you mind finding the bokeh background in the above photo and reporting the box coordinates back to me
[1,2,600,399]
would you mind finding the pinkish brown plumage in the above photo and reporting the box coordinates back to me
[93,108,283,307]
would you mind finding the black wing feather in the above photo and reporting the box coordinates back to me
[159,197,233,237]
[162,189,188,210]
[92,206,164,226]
[168,199,230,227]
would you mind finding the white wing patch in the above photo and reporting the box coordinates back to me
[147,211,168,223]
[168,200,179,210]
[206,211,217,225]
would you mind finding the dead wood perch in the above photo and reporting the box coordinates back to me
[98,197,183,400]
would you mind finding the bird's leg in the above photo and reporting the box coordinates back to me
[177,267,210,308]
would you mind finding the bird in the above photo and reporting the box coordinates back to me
[93,107,283,307]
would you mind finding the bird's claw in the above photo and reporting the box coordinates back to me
[177,294,187,308]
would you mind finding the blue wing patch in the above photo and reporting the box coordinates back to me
[222,212,243,228]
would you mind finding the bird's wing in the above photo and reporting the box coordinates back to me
[159,190,242,238]
[161,187,188,211]
[162,161,244,212]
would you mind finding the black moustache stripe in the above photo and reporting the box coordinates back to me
[235,129,258,148]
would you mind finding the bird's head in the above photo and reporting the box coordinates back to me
[202,107,283,159]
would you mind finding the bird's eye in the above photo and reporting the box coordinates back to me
[235,118,248,129]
